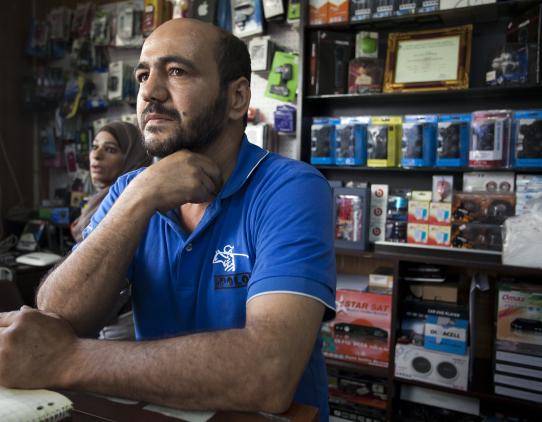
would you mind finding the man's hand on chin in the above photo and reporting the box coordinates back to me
[0,306,79,389]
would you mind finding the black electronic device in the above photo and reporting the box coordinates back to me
[510,317,542,334]
[334,322,389,341]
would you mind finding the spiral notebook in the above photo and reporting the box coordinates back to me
[0,387,72,422]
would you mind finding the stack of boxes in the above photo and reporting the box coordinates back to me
[494,282,542,403]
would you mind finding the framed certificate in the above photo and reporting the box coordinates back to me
[384,25,473,93]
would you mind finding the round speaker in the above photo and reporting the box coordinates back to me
[411,356,432,375]
[437,361,458,380]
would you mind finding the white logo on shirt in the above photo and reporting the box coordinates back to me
[213,244,249,272]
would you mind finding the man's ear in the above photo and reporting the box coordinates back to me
[227,77,251,122]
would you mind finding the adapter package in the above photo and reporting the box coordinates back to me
[470,110,513,168]
[437,114,471,167]
[401,115,437,168]
[513,110,542,167]
[367,116,402,167]
[311,117,337,165]
[265,51,298,103]
[335,116,369,166]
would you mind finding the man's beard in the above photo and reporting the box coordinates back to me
[141,91,227,158]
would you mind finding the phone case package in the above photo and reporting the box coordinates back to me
[437,114,471,167]
[335,116,369,166]
[401,114,437,168]
[512,110,542,167]
[367,116,402,167]
[470,110,513,168]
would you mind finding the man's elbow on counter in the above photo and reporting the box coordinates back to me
[243,359,298,415]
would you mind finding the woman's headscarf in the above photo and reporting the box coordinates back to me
[71,121,152,242]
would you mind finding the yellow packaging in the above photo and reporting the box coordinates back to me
[407,223,429,244]
[367,116,402,167]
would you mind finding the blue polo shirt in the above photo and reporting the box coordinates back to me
[83,136,336,420]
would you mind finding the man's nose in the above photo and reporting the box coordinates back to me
[139,71,168,103]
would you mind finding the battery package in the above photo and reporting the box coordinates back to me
[350,0,374,22]
[311,117,337,165]
[396,0,419,16]
[470,110,513,168]
[401,115,437,168]
[367,116,402,167]
[512,110,542,167]
[335,116,369,166]
[437,114,471,167]
[373,0,396,19]
[308,30,353,95]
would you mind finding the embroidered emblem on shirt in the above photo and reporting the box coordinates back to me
[213,244,249,272]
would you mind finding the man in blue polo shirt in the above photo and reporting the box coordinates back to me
[0,18,336,420]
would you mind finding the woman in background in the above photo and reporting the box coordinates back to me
[71,121,151,340]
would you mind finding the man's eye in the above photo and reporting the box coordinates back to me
[136,72,149,83]
[169,68,185,77]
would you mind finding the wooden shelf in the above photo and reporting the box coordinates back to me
[395,377,542,411]
[335,242,542,274]
[325,357,389,379]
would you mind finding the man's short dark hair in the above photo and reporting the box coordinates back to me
[214,29,252,127]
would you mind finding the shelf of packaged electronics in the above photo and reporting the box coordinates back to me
[315,166,542,174]
[304,0,541,31]
[395,376,542,410]
[325,357,389,379]
[335,242,541,274]
[304,84,542,103]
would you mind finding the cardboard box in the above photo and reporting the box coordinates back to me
[496,282,542,357]
[422,284,458,304]
[429,203,452,225]
[322,290,392,367]
[408,200,430,223]
[329,0,349,23]
[309,0,329,25]
[428,225,451,247]
[395,344,470,391]
[308,31,353,95]
[407,223,429,244]
[424,314,468,355]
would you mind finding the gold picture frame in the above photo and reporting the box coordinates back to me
[383,25,472,93]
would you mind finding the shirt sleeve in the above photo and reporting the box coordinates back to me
[247,165,336,321]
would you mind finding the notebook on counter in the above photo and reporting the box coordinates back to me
[0,387,72,422]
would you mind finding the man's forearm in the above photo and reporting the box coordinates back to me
[37,187,154,335]
[62,324,297,414]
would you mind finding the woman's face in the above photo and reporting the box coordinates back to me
[89,131,124,189]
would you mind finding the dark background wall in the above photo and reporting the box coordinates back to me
[0,1,35,218]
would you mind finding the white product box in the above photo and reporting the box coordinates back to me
[395,344,470,391]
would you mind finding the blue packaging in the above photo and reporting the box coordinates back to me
[311,117,337,165]
[424,314,468,355]
[436,114,471,167]
[512,110,542,168]
[418,0,439,13]
[274,105,296,133]
[335,116,369,166]
[401,115,437,168]
[395,0,419,16]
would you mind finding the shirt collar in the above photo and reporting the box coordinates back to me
[219,134,269,200]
